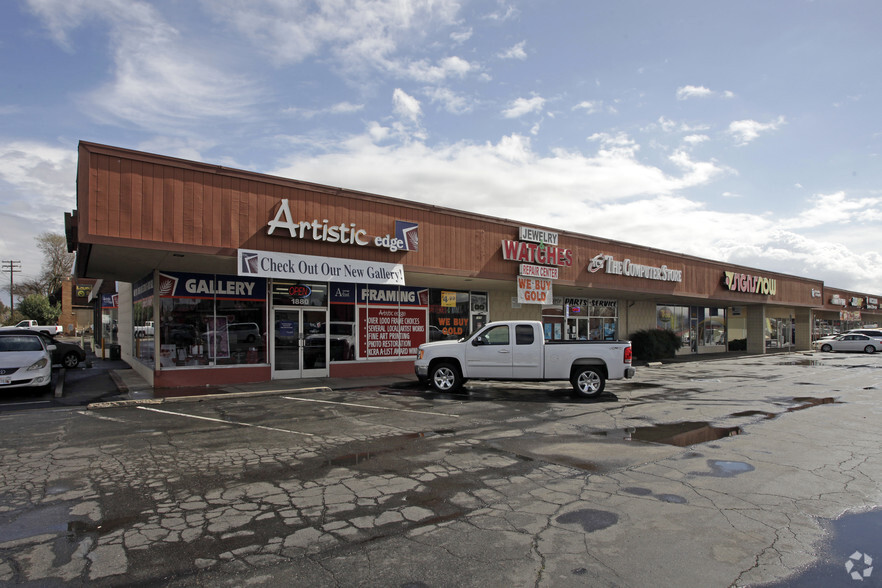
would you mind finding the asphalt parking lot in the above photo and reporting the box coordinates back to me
[1,351,881,586]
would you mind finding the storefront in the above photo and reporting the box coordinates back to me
[67,142,881,388]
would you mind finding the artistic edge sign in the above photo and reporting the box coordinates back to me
[238,249,405,286]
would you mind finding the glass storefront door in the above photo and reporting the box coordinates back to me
[272,308,328,379]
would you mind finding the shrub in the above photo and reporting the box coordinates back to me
[728,338,747,351]
[628,328,683,361]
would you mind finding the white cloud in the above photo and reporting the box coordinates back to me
[676,85,713,100]
[573,101,603,114]
[29,0,261,133]
[728,116,786,146]
[502,96,545,118]
[424,87,473,115]
[676,85,734,100]
[498,41,527,60]
[284,102,365,119]
[393,88,422,123]
[450,28,473,44]
[0,140,78,280]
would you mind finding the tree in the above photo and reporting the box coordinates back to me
[17,294,60,325]
[37,232,75,303]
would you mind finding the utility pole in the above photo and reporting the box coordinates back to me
[1,260,21,320]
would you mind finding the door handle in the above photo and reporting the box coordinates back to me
[498,349,510,354]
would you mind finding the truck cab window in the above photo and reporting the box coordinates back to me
[516,325,534,345]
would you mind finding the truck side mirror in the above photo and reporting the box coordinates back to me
[472,336,486,346]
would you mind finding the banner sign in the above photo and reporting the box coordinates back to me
[723,271,777,295]
[517,276,553,304]
[159,271,266,301]
[238,249,405,286]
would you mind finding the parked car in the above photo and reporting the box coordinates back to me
[0,329,86,369]
[814,334,882,354]
[844,329,882,340]
[228,322,261,345]
[42,334,87,368]
[0,331,54,393]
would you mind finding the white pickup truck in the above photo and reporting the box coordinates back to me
[1,320,63,336]
[414,320,635,398]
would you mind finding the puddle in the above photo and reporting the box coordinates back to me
[326,430,455,467]
[623,487,688,504]
[695,459,755,478]
[757,508,882,587]
[624,422,741,447]
[729,397,840,422]
[778,359,823,366]
[556,509,618,533]
[788,397,840,412]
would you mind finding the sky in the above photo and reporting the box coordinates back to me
[1,0,881,295]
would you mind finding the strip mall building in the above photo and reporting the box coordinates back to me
[65,142,882,388]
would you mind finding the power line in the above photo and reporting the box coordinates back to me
[1,260,22,317]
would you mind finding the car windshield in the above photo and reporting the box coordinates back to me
[0,336,44,352]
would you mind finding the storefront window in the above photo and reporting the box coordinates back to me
[430,290,470,341]
[657,305,727,352]
[100,293,119,347]
[132,274,155,366]
[158,271,267,368]
[563,298,618,340]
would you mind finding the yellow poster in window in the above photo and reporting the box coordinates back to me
[441,291,457,307]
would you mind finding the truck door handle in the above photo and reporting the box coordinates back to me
[498,349,510,354]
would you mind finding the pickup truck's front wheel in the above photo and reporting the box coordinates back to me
[429,362,463,393]
[571,367,605,398]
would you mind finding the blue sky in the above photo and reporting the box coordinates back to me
[1,0,880,294]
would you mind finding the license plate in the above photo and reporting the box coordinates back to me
[0,376,11,385]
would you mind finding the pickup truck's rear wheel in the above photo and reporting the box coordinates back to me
[571,367,605,398]
[429,362,462,393]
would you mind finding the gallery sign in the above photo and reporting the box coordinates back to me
[238,249,405,286]
[159,271,267,301]
[588,254,683,282]
[723,271,777,295]
[266,199,418,252]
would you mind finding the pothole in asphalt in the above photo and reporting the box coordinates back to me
[695,459,755,478]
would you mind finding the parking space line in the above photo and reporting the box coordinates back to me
[77,410,129,423]
[281,396,459,418]
[137,406,315,436]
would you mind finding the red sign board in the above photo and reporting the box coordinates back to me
[359,307,427,358]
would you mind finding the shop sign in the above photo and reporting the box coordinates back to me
[520,263,559,279]
[519,226,559,246]
[564,298,616,309]
[811,289,822,298]
[867,297,879,310]
[266,199,418,252]
[101,293,118,309]
[723,271,777,295]
[517,276,553,304]
[830,295,847,307]
[75,284,93,298]
[239,249,405,286]
[850,297,864,308]
[501,240,573,267]
[159,271,266,301]
[358,285,428,306]
[588,254,683,282]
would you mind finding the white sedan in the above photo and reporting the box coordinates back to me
[814,334,882,354]
[0,332,55,393]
